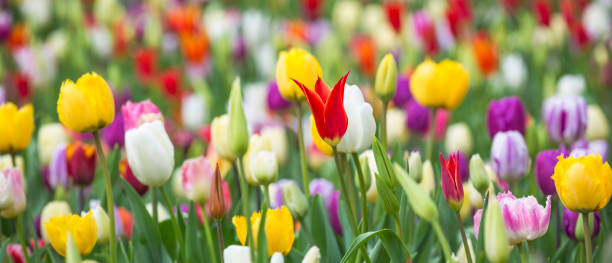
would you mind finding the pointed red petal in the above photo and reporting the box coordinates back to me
[451,153,464,199]
[439,153,459,203]
[315,77,331,103]
[323,72,350,144]
[292,78,327,139]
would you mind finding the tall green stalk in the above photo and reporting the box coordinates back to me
[296,103,310,191]
[380,100,389,148]
[456,212,473,263]
[160,187,185,259]
[351,153,369,231]
[93,131,116,263]
[16,215,31,263]
[236,157,255,261]
[332,148,357,232]
[432,221,452,262]
[201,203,218,263]
[582,212,593,263]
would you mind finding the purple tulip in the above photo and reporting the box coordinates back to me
[534,150,566,195]
[570,139,609,161]
[268,179,297,209]
[392,75,411,107]
[491,131,530,182]
[309,178,342,235]
[0,11,11,41]
[103,113,125,148]
[542,95,587,145]
[43,144,69,192]
[486,96,526,138]
[452,151,469,182]
[233,36,247,62]
[405,99,430,134]
[34,215,41,238]
[563,208,600,241]
[266,81,291,111]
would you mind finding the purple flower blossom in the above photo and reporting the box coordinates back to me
[487,96,526,138]
[310,178,342,235]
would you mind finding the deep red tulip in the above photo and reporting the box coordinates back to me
[208,164,226,219]
[293,72,349,146]
[533,0,551,27]
[119,158,149,195]
[66,142,97,186]
[440,153,464,211]
[134,48,157,83]
[301,0,325,20]
[383,1,404,34]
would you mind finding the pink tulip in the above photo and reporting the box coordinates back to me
[181,156,214,204]
[121,100,163,131]
[0,168,26,218]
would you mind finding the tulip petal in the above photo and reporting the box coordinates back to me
[293,79,327,140]
[314,77,330,102]
[323,72,349,144]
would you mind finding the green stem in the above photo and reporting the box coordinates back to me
[332,148,358,233]
[152,187,158,223]
[381,100,388,148]
[393,214,403,241]
[93,131,116,263]
[351,153,369,231]
[216,220,224,263]
[456,212,473,263]
[582,212,593,263]
[340,154,358,221]
[296,103,309,192]
[432,221,452,263]
[201,203,218,263]
[159,187,185,257]
[17,215,31,263]
[518,242,528,263]
[236,157,255,261]
[425,108,437,161]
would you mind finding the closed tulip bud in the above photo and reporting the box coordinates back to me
[420,160,435,195]
[41,201,71,242]
[0,102,34,154]
[557,74,585,96]
[490,131,530,182]
[243,135,272,184]
[445,123,472,154]
[359,150,379,203]
[486,96,527,138]
[483,193,510,263]
[386,108,408,145]
[275,48,323,101]
[408,151,422,182]
[394,163,438,222]
[469,154,489,195]
[209,164,226,219]
[564,208,600,241]
[410,59,469,110]
[125,120,174,187]
[181,156,213,204]
[45,212,98,257]
[57,73,115,133]
[585,105,609,141]
[440,153,464,212]
[119,158,148,196]
[181,94,208,131]
[65,142,97,186]
[542,95,587,145]
[228,78,249,157]
[223,245,252,263]
[282,182,308,220]
[83,205,110,244]
[260,126,288,165]
[374,53,397,101]
[0,170,14,210]
[337,84,377,153]
[38,123,69,165]
[249,151,278,186]
[211,115,236,161]
[301,246,321,263]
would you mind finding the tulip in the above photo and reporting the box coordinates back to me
[66,142,97,186]
[359,150,379,203]
[563,208,600,241]
[332,0,361,34]
[37,123,69,165]
[500,54,527,90]
[383,1,403,33]
[208,164,227,219]
[83,205,110,244]
[552,155,612,213]
[181,93,207,131]
[0,102,34,154]
[394,163,438,222]
[57,72,115,133]
[121,100,162,131]
[181,156,213,204]
[302,246,321,263]
[309,178,342,234]
[249,151,278,186]
[0,168,26,218]
[420,160,435,195]
[408,151,422,182]
[211,115,236,161]
[440,153,464,211]
[472,34,498,75]
[267,81,291,111]
[243,134,273,184]
[232,206,295,257]
[310,115,334,156]
[228,78,249,157]
[497,192,551,244]
[542,95,587,145]
[469,154,489,195]
[374,53,397,101]
[482,193,509,263]
[405,99,430,134]
[337,84,376,152]
[44,212,98,256]
[270,252,284,263]
[40,201,71,242]
[223,245,252,263]
[294,73,349,146]
[44,144,69,192]
[585,105,609,141]
[445,123,472,154]
[486,96,526,138]
[125,120,174,187]
[119,158,148,195]
[410,59,469,110]
[385,108,408,145]
[6,244,27,263]
[557,74,585,96]
[260,126,289,165]
[281,182,308,220]
[570,139,609,161]
[269,179,298,209]
[275,48,323,101]
[490,131,530,182]
[392,75,411,107]
[535,150,565,195]
[101,113,124,148]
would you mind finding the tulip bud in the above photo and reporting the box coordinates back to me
[386,108,408,145]
[65,233,82,263]
[181,156,214,204]
[486,96,526,138]
[249,151,278,186]
[125,120,174,187]
[564,208,600,241]
[490,131,529,182]
[405,99,430,134]
[281,182,308,220]
[271,252,284,263]
[0,168,26,219]
[211,115,236,161]
[420,160,435,195]
[223,245,252,263]
[469,154,489,195]
[228,77,249,158]
[260,126,289,165]
[209,164,226,219]
[302,246,321,263]
[445,123,473,154]
[394,163,438,222]
[66,142,97,186]
[408,151,422,182]
[542,95,587,145]
[40,201,71,242]
[484,193,510,263]
[309,179,343,234]
[356,154,372,190]
[374,53,398,101]
[83,205,110,244]
[37,123,69,166]
[585,105,609,141]
[440,153,464,212]
[243,134,273,184]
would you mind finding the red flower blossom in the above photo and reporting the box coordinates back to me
[533,0,551,27]
[134,48,157,83]
[66,142,97,186]
[383,1,404,34]
[440,153,464,211]
[301,0,325,20]
[120,158,149,195]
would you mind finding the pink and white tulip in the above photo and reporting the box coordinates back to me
[181,156,214,204]
[122,100,163,131]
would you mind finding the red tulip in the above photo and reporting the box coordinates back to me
[293,72,349,146]
[383,1,404,34]
[533,0,551,27]
[440,153,464,211]
[119,158,149,195]
[66,142,97,186]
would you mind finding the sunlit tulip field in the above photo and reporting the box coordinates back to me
[2,0,612,262]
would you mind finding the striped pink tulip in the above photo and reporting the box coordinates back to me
[497,192,551,245]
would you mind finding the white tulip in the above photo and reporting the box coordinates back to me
[557,74,585,96]
[420,160,435,195]
[224,245,252,263]
[0,174,13,210]
[302,246,321,263]
[582,3,610,39]
[337,84,376,153]
[260,126,288,165]
[125,120,174,187]
[501,54,527,90]
[211,115,236,161]
[333,1,362,33]
[181,93,207,131]
[386,108,408,145]
[445,123,473,154]
[145,203,170,223]
[37,123,69,165]
[83,205,110,244]
[270,252,284,263]
[249,151,278,186]
[586,105,610,141]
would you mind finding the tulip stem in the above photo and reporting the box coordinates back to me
[332,148,358,233]
[393,214,403,241]
[340,154,358,223]
[236,157,255,261]
[159,187,185,258]
[456,212,473,263]
[432,220,452,263]
[351,153,369,231]
[380,100,388,148]
[582,212,593,263]
[216,220,224,263]
[518,242,529,263]
[231,163,242,199]
[93,131,116,263]
[152,187,158,223]
[296,103,310,192]
[201,203,218,263]
[425,108,437,161]
[16,215,31,263]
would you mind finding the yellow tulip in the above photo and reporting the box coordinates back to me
[275,48,323,101]
[44,212,98,257]
[410,58,469,110]
[232,206,295,257]
[310,115,333,156]
[57,72,115,133]
[0,102,34,153]
[552,155,612,213]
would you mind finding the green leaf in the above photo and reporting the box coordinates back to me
[256,202,269,263]
[185,203,203,263]
[371,137,396,187]
[0,240,7,263]
[159,219,178,260]
[118,240,131,263]
[475,192,489,263]
[340,229,409,263]
[551,239,571,263]
[308,195,342,262]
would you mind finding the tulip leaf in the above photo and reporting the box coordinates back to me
[551,239,571,263]
[122,180,170,263]
[118,240,131,263]
[371,137,396,187]
[308,195,342,262]
[159,219,178,260]
[339,229,409,263]
[185,203,203,263]
[475,193,489,263]
[256,202,269,263]
[0,240,6,263]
